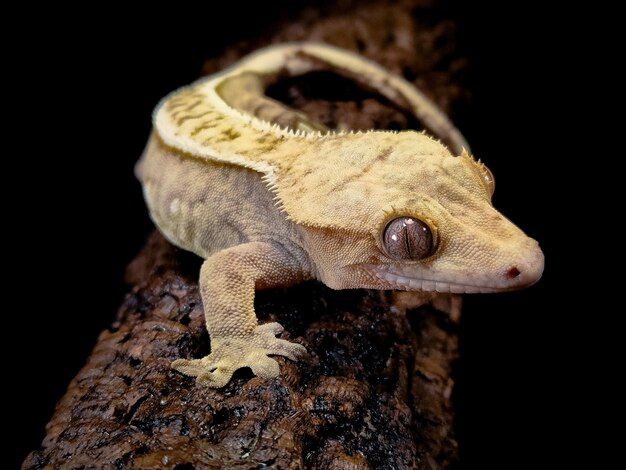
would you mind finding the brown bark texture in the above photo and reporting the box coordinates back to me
[24,1,468,468]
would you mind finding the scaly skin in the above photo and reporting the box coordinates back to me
[137,42,544,388]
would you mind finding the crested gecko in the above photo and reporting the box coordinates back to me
[136,42,544,388]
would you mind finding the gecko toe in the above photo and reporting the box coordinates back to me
[249,354,281,379]
[171,358,206,377]
[265,339,307,360]
[257,322,285,335]
[196,368,233,388]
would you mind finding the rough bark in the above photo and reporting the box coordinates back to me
[24,1,467,468]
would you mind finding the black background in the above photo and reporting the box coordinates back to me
[10,2,577,468]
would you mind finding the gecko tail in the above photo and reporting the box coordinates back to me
[225,41,470,155]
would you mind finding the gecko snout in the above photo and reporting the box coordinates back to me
[502,240,544,290]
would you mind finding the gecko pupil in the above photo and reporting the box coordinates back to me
[383,217,433,260]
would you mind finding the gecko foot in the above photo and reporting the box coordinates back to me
[171,322,307,387]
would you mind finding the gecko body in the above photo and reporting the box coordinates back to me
[137,42,544,387]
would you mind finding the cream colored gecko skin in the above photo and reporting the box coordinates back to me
[136,42,544,388]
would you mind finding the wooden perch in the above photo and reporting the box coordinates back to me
[24,1,468,468]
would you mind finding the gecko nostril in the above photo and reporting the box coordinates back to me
[506,267,521,279]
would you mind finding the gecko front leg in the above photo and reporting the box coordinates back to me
[172,242,310,387]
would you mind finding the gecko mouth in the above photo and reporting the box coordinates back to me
[366,266,523,294]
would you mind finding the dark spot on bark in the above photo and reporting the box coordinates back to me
[129,357,142,369]
[124,395,149,424]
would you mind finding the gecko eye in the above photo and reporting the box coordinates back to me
[383,217,434,260]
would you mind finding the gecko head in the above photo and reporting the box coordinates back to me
[298,138,544,294]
